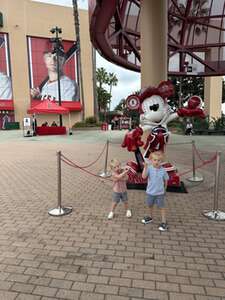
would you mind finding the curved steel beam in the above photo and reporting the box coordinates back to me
[89,0,225,76]
[89,0,140,71]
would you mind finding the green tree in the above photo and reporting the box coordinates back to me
[107,72,118,112]
[97,86,111,120]
[96,67,110,121]
[168,76,204,109]
[96,67,108,89]
[96,68,118,120]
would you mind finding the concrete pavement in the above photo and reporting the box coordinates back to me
[0,129,224,300]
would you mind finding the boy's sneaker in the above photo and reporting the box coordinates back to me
[141,216,153,224]
[158,223,169,231]
[126,209,132,218]
[107,211,114,220]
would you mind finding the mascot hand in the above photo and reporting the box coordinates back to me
[121,127,144,152]
[177,96,205,119]
[177,107,205,118]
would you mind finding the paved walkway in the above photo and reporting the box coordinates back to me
[0,129,225,300]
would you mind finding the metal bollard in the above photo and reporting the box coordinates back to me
[99,140,111,178]
[48,151,72,216]
[187,140,203,182]
[203,152,225,220]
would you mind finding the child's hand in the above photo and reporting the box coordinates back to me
[124,166,130,171]
[144,157,150,164]
[143,162,148,168]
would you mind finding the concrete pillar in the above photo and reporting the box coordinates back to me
[204,77,222,120]
[140,0,167,88]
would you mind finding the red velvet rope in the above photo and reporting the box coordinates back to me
[193,143,217,164]
[61,156,113,181]
[60,142,218,182]
[179,152,217,177]
[61,142,107,169]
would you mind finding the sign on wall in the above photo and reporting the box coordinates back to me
[0,33,12,100]
[27,36,80,102]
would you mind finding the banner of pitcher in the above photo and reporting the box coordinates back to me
[0,33,80,102]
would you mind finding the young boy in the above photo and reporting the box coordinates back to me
[108,158,132,220]
[141,151,169,231]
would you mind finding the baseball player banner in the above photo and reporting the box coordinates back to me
[27,36,80,102]
[0,33,12,100]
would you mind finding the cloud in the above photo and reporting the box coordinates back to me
[96,53,140,109]
[32,0,88,9]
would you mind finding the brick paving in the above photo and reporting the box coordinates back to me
[0,129,225,300]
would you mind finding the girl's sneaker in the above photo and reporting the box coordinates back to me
[158,223,169,231]
[107,211,114,220]
[126,210,132,218]
[141,216,153,224]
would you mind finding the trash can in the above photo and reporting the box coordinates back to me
[101,122,108,131]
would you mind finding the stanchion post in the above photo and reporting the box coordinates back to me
[48,151,72,216]
[99,140,111,178]
[187,140,203,182]
[57,150,62,208]
[213,151,220,211]
[203,151,225,221]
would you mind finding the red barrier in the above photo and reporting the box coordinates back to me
[36,126,67,135]
[101,122,108,131]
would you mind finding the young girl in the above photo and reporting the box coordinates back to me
[142,151,169,231]
[108,158,132,220]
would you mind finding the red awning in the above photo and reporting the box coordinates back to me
[27,99,69,114]
[61,101,82,111]
[30,100,82,112]
[0,100,14,111]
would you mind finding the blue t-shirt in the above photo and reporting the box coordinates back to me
[146,165,169,195]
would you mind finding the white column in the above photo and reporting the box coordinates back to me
[204,77,222,120]
[140,0,167,88]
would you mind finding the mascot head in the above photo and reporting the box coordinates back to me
[126,81,174,123]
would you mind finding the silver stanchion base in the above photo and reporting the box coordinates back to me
[202,210,225,221]
[187,175,203,182]
[99,171,111,178]
[48,206,72,216]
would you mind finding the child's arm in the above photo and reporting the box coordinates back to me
[112,169,129,181]
[163,170,169,192]
[164,179,168,192]
[142,162,148,179]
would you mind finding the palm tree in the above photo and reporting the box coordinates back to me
[72,0,85,120]
[97,86,111,112]
[96,67,108,89]
[96,67,110,121]
[107,72,118,112]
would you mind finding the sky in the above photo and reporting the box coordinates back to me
[32,0,141,110]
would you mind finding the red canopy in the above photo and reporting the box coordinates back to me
[27,99,69,114]
[0,100,14,111]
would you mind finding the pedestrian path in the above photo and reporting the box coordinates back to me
[0,129,224,299]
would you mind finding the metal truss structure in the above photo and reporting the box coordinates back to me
[89,0,225,76]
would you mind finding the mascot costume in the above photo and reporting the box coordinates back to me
[122,80,205,189]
